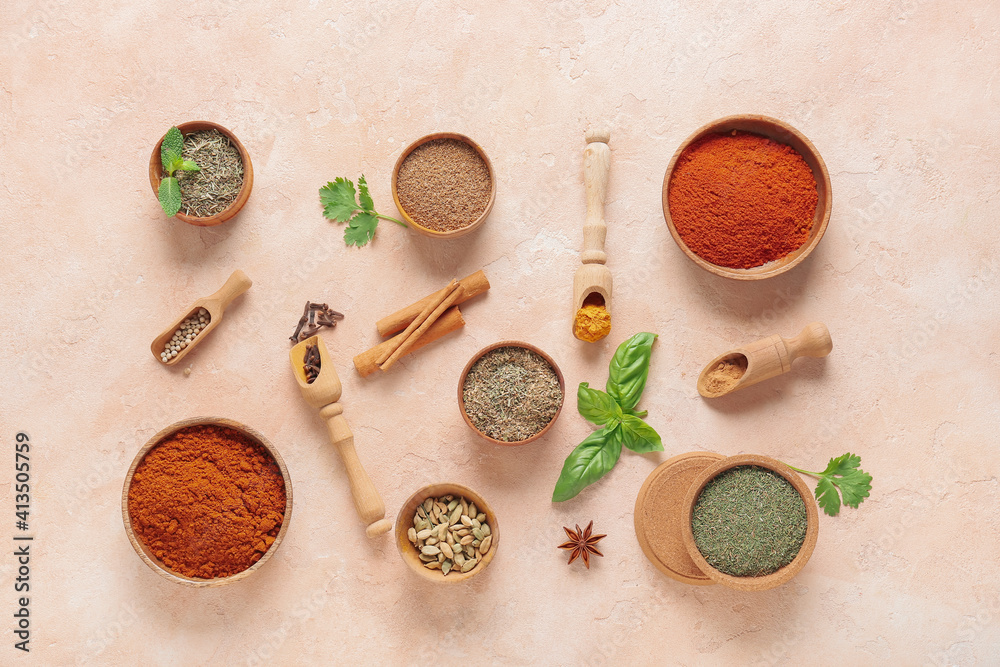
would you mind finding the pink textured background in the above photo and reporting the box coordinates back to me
[2,1,999,664]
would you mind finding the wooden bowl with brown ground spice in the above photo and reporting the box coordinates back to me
[680,454,819,592]
[148,121,254,227]
[662,115,832,280]
[122,417,291,587]
[395,482,499,583]
[458,341,565,446]
[391,132,496,239]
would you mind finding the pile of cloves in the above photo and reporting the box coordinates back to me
[303,343,321,384]
[290,301,344,344]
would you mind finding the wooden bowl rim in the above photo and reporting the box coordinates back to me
[457,340,566,446]
[680,453,819,591]
[121,416,292,587]
[394,482,499,583]
[391,132,496,239]
[148,121,254,227]
[661,114,832,281]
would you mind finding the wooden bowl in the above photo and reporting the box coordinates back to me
[122,417,292,587]
[661,114,832,280]
[395,483,499,583]
[391,132,496,239]
[680,454,818,592]
[148,121,254,226]
[457,341,565,446]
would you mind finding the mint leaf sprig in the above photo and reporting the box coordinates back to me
[553,333,663,502]
[786,453,872,516]
[158,126,200,217]
[319,176,407,247]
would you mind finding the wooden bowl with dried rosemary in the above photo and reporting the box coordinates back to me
[391,132,496,239]
[458,341,565,446]
[395,483,499,583]
[148,121,254,227]
[680,454,819,592]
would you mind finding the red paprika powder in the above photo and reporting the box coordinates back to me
[128,424,286,579]
[668,131,818,269]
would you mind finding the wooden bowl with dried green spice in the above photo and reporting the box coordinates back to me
[148,121,253,227]
[680,454,819,592]
[458,341,565,446]
[395,483,499,583]
[391,132,496,239]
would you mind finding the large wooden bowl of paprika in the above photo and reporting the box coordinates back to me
[122,417,292,587]
[662,114,832,280]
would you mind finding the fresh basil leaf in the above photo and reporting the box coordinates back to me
[552,427,622,502]
[619,414,663,453]
[606,332,657,411]
[577,382,622,427]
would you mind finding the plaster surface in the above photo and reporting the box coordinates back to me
[2,1,999,664]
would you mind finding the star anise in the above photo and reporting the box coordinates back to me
[557,520,606,568]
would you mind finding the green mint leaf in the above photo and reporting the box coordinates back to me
[552,427,622,502]
[179,160,200,172]
[158,177,182,217]
[319,178,359,222]
[358,174,374,212]
[344,212,378,247]
[161,127,184,171]
[168,157,187,175]
[577,382,622,427]
[814,477,841,516]
[607,332,657,411]
[618,414,663,453]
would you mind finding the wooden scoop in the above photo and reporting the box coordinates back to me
[572,128,612,339]
[151,270,252,366]
[290,335,392,538]
[697,322,832,398]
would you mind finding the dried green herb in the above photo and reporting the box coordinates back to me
[462,346,563,442]
[178,129,244,217]
[552,333,662,502]
[157,126,200,217]
[786,453,872,516]
[692,466,807,577]
[319,176,407,247]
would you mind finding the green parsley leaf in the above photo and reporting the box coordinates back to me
[787,452,872,517]
[358,174,374,211]
[552,427,623,502]
[319,175,407,248]
[344,212,378,247]
[319,178,359,223]
[577,382,621,427]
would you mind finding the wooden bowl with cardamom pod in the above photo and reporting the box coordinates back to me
[395,483,499,583]
[679,454,818,592]
[121,417,292,587]
[148,121,254,227]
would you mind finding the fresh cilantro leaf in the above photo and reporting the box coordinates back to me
[619,414,663,453]
[577,382,621,427]
[344,212,378,247]
[787,452,872,516]
[358,174,374,211]
[320,178,359,222]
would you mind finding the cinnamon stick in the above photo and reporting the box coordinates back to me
[375,279,458,366]
[376,270,490,337]
[354,307,465,378]
[381,285,466,372]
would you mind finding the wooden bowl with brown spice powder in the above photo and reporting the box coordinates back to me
[122,417,291,587]
[458,341,565,446]
[391,132,495,239]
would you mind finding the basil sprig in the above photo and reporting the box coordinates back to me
[553,333,663,502]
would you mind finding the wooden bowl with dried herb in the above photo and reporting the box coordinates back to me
[458,341,565,446]
[122,417,291,587]
[148,121,254,227]
[395,483,499,583]
[391,132,496,239]
[680,454,819,592]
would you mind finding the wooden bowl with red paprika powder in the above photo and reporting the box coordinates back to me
[122,417,292,587]
[662,115,832,280]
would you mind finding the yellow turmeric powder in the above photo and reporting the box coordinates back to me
[574,304,611,342]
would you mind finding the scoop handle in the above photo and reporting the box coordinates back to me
[784,322,833,360]
[319,403,391,538]
[582,128,610,265]
[205,270,253,310]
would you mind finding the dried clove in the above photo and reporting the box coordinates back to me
[290,301,344,344]
[303,343,321,383]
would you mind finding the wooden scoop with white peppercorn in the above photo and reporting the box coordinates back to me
[697,322,832,398]
[150,270,252,366]
[290,335,392,538]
